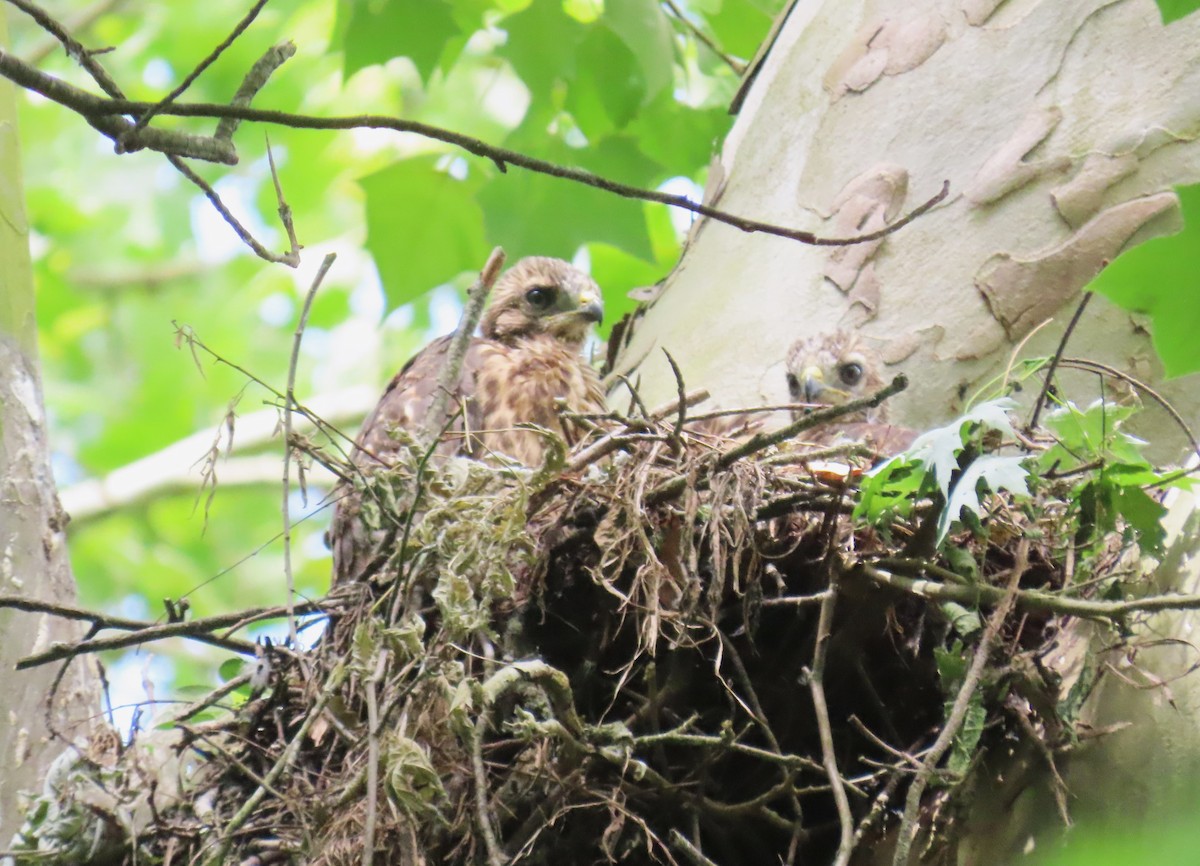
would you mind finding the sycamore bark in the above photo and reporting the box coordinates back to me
[614,0,1200,856]
[0,13,97,846]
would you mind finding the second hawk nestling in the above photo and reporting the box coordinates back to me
[331,256,607,583]
[785,330,887,425]
[784,330,913,454]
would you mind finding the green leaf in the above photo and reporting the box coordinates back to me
[1086,184,1200,377]
[360,157,490,310]
[499,3,587,102]
[1113,485,1167,553]
[941,602,982,639]
[341,0,461,83]
[703,0,777,58]
[1156,0,1200,24]
[892,399,1017,500]
[602,0,674,105]
[939,455,1030,544]
[587,200,681,328]
[933,642,985,777]
[946,695,986,778]
[567,24,644,135]
[218,658,246,682]
[477,136,657,261]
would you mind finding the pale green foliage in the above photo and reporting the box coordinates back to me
[856,399,1032,545]
[1086,184,1200,376]
[352,427,544,642]
[382,732,449,820]
[1035,400,1188,557]
[932,642,985,779]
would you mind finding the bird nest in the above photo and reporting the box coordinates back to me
[9,385,1187,866]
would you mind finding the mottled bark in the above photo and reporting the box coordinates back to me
[0,12,98,845]
[613,0,1200,857]
[616,0,1200,450]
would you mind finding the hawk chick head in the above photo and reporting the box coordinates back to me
[785,330,886,423]
[481,257,604,349]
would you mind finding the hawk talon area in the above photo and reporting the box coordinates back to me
[330,256,607,585]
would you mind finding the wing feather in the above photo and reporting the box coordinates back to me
[330,336,490,583]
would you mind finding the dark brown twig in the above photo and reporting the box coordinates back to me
[1028,292,1092,432]
[4,597,323,669]
[422,248,506,445]
[0,45,948,249]
[807,486,854,866]
[891,540,1029,866]
[647,375,908,505]
[282,254,335,654]
[122,0,271,140]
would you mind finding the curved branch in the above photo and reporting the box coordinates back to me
[0,49,949,249]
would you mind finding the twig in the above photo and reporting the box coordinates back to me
[265,134,302,263]
[6,0,123,97]
[716,633,804,826]
[856,561,1200,620]
[1056,357,1200,460]
[662,349,688,455]
[122,0,271,140]
[5,598,322,669]
[5,1,298,262]
[669,830,721,866]
[661,0,745,74]
[23,0,124,66]
[200,663,348,866]
[473,711,507,866]
[647,375,908,505]
[282,254,334,653]
[632,730,823,773]
[216,42,296,143]
[891,540,1029,866]
[167,154,299,265]
[564,388,710,472]
[0,44,949,248]
[422,248,506,445]
[1028,292,1092,431]
[761,591,832,607]
[17,621,256,669]
[807,488,854,866]
[363,651,389,866]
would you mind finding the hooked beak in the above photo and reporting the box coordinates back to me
[801,367,824,402]
[577,291,604,326]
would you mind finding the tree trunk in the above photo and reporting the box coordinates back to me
[0,12,98,846]
[613,0,1200,855]
[616,0,1199,444]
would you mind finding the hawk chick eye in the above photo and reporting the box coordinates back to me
[838,362,864,386]
[524,285,557,311]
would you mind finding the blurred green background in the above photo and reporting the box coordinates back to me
[11,0,781,725]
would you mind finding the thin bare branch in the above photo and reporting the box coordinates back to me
[0,46,948,249]
[282,253,335,653]
[123,0,271,139]
[891,540,1029,866]
[422,248,506,445]
[1028,292,1092,431]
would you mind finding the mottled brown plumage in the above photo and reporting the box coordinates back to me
[784,330,913,452]
[331,257,607,583]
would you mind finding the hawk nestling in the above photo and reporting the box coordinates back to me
[785,330,912,452]
[330,257,607,583]
[786,330,887,423]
